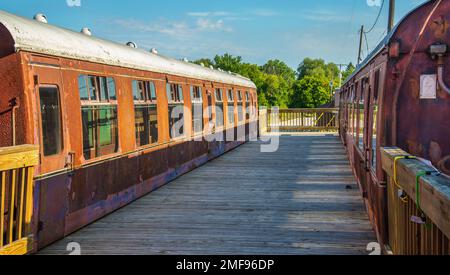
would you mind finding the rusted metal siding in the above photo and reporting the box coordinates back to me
[0,53,27,148]
[391,1,450,175]
[9,51,257,250]
[0,8,261,253]
[339,0,450,249]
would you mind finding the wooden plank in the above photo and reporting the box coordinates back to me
[381,147,450,240]
[0,237,33,255]
[0,171,5,247]
[39,135,376,255]
[8,170,16,244]
[18,168,25,239]
[25,167,34,234]
[0,145,39,171]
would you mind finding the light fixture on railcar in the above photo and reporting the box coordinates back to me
[126,41,138,48]
[81,27,92,36]
[33,13,48,23]
[429,43,450,95]
[388,41,400,58]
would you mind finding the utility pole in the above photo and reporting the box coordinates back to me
[357,25,364,65]
[388,0,395,32]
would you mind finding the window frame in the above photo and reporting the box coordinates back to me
[167,82,185,139]
[227,89,236,126]
[237,90,244,122]
[133,80,159,147]
[190,85,204,134]
[370,70,381,172]
[78,74,119,161]
[245,91,251,120]
[38,84,64,157]
[215,88,224,128]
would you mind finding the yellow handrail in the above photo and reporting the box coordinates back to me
[0,145,38,255]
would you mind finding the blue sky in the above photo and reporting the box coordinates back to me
[1,0,427,69]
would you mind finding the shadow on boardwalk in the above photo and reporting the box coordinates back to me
[40,134,376,255]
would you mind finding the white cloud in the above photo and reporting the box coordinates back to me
[113,17,232,38]
[196,18,232,32]
[366,0,383,7]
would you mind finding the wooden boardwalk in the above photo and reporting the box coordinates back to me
[39,134,376,255]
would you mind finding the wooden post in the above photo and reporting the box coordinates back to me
[357,25,364,65]
[388,0,396,33]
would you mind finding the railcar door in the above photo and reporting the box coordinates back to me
[29,57,69,175]
[28,56,74,248]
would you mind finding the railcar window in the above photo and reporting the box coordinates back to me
[371,71,380,170]
[253,92,258,118]
[167,83,185,139]
[78,75,118,160]
[227,89,235,126]
[353,84,358,140]
[215,89,224,127]
[39,86,63,156]
[245,91,250,120]
[358,81,366,151]
[206,91,214,128]
[88,76,98,101]
[191,86,203,134]
[107,78,116,100]
[133,80,158,146]
[237,90,244,122]
[78,76,89,100]
[250,93,257,119]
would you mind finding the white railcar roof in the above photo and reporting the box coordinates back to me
[0,10,256,89]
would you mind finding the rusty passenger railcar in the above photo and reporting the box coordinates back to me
[0,10,258,250]
[338,0,450,247]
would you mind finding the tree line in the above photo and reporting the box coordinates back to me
[193,54,355,108]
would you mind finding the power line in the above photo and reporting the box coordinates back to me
[364,32,370,55]
[364,0,386,34]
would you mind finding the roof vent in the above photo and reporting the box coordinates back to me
[182,58,189,62]
[209,65,214,69]
[126,42,137,48]
[33,13,48,24]
[150,48,158,54]
[81,27,92,36]
[200,63,205,67]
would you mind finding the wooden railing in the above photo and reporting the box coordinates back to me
[266,108,338,132]
[0,145,38,255]
[381,147,450,255]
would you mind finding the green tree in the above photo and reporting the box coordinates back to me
[261,59,296,85]
[297,58,340,84]
[290,75,331,108]
[341,62,356,83]
[259,74,291,108]
[213,53,243,72]
[192,58,214,68]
